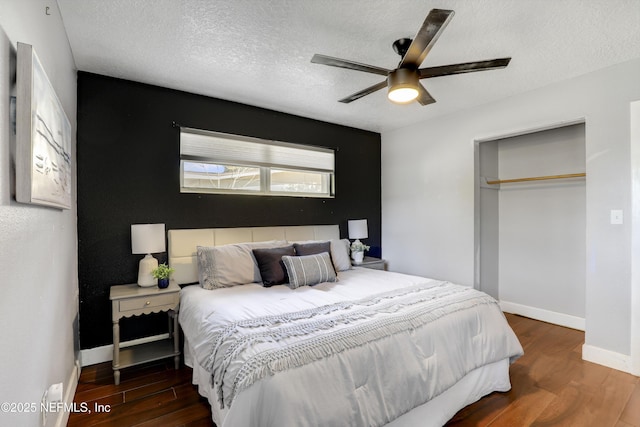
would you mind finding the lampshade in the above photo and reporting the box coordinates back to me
[348,219,368,240]
[131,224,166,287]
[387,68,419,104]
[131,223,166,254]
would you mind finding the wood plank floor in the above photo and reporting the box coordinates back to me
[70,314,640,426]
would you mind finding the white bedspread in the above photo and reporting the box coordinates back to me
[179,268,523,427]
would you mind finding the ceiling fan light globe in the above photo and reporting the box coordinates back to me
[388,86,419,103]
[387,68,420,104]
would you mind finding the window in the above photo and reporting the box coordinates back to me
[182,162,261,192]
[180,128,335,197]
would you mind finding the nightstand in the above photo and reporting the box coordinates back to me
[109,282,181,385]
[352,256,387,270]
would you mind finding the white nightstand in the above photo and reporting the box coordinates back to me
[352,256,387,270]
[109,282,180,385]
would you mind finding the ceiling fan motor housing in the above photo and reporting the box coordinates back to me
[392,38,413,57]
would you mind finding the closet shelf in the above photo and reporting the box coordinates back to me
[485,173,586,185]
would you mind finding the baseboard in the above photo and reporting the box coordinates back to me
[500,301,633,373]
[499,300,585,331]
[582,344,632,374]
[80,333,170,367]
[52,359,81,427]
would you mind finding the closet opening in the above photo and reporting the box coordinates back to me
[474,121,586,330]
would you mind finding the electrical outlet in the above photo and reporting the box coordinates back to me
[39,382,64,426]
[47,383,63,403]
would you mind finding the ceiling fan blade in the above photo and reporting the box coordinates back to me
[419,58,511,79]
[312,54,390,76]
[400,9,454,68]
[338,81,388,103]
[416,83,436,106]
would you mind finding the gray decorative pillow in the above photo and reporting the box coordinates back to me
[252,245,296,287]
[289,239,351,272]
[281,252,337,289]
[294,241,331,256]
[197,240,286,289]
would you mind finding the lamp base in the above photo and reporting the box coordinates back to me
[138,254,158,287]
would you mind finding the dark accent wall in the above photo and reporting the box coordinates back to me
[77,72,381,349]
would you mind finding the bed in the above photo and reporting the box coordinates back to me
[168,225,523,427]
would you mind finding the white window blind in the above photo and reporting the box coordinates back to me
[180,128,334,173]
[179,127,335,197]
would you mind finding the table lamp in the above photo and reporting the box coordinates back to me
[348,219,368,245]
[131,223,166,287]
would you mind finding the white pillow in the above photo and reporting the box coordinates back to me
[197,240,287,289]
[330,239,352,271]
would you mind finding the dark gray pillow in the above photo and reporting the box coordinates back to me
[282,252,337,289]
[294,241,331,256]
[252,245,295,287]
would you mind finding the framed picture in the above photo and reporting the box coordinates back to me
[16,42,71,210]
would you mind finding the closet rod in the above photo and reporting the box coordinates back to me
[486,173,586,185]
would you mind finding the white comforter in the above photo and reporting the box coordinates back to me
[179,268,523,427]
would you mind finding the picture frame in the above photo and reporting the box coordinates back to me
[16,42,72,210]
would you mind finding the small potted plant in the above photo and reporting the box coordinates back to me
[350,241,370,264]
[151,263,175,289]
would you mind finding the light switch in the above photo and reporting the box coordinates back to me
[611,210,623,225]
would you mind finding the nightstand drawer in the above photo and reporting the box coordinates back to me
[119,293,177,312]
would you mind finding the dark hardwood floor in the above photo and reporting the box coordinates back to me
[69,314,640,426]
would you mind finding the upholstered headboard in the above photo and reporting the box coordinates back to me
[168,225,340,285]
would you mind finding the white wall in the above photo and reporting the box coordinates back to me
[382,57,640,369]
[631,100,640,375]
[0,1,78,426]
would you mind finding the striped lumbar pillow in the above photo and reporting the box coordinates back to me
[281,252,337,289]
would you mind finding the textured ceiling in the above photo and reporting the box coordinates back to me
[57,0,640,133]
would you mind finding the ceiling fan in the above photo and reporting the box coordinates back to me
[311,9,511,105]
